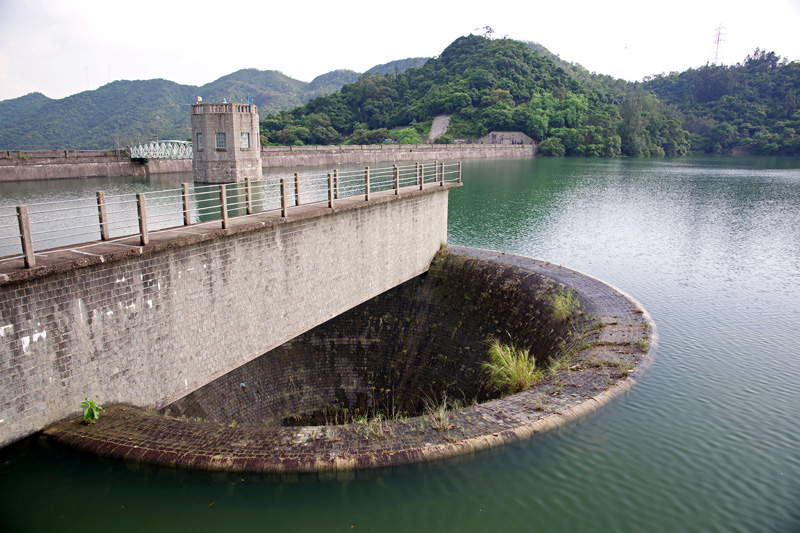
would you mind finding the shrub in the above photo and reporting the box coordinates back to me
[539,137,565,156]
[483,339,544,393]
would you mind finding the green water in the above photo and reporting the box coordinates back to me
[1,157,799,532]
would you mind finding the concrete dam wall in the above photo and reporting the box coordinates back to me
[0,185,454,447]
[0,144,534,182]
[162,249,585,426]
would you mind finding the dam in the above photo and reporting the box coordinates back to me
[0,159,655,474]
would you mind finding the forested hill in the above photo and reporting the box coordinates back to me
[0,66,402,150]
[261,35,692,157]
[644,49,800,155]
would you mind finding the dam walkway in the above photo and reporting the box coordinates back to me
[0,161,460,447]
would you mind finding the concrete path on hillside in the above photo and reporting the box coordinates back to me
[428,115,452,141]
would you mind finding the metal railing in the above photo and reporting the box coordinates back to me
[0,161,461,268]
[129,140,193,159]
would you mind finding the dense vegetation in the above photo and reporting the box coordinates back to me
[644,49,800,155]
[0,68,364,149]
[260,35,692,157]
[2,34,797,156]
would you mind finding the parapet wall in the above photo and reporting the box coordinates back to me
[0,145,533,182]
[260,144,535,168]
[0,150,147,181]
[0,185,453,447]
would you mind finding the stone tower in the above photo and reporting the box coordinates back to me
[191,102,262,183]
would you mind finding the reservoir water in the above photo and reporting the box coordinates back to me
[1,156,799,532]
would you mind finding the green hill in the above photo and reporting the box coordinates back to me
[644,49,800,155]
[367,57,428,76]
[0,92,52,126]
[0,79,194,150]
[0,67,367,149]
[261,35,691,157]
[3,38,795,156]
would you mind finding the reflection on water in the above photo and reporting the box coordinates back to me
[1,157,800,532]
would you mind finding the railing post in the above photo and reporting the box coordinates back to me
[96,191,109,240]
[280,178,287,218]
[136,193,149,246]
[440,161,444,186]
[294,172,300,206]
[246,177,253,215]
[16,205,35,268]
[334,169,339,199]
[419,162,424,190]
[328,173,334,208]
[434,160,438,182]
[415,162,419,185]
[365,166,370,201]
[219,184,228,229]
[181,183,191,225]
[393,164,399,195]
[458,161,462,183]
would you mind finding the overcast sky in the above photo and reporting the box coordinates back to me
[1,0,799,102]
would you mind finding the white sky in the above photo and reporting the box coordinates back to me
[0,0,799,102]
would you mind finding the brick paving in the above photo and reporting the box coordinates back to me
[43,247,657,475]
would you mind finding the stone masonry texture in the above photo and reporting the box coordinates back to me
[43,247,658,475]
[0,186,451,447]
[162,249,584,426]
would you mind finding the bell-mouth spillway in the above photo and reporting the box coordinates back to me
[43,246,657,476]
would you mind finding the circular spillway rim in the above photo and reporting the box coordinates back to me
[43,247,658,475]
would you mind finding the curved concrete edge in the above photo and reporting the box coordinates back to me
[42,248,657,475]
[451,245,659,382]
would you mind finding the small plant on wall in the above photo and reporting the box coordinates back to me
[80,398,103,424]
[550,287,580,323]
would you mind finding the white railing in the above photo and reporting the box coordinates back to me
[0,161,462,268]
[129,140,193,159]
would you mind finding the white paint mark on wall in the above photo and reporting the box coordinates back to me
[158,281,161,290]
[106,311,113,317]
[21,336,30,353]
[0,324,13,338]
[147,300,153,309]
[126,303,136,311]
[32,331,46,342]
[184,379,188,387]
[116,276,126,283]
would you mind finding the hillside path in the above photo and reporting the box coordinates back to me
[428,115,451,141]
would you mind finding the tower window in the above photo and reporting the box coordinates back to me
[215,133,226,149]
[241,132,250,149]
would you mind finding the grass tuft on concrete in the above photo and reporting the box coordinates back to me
[483,338,544,393]
[550,287,580,323]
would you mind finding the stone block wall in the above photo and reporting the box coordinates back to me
[259,144,536,168]
[0,188,450,447]
[191,103,262,183]
[163,250,582,426]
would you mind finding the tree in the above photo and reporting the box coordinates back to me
[539,137,565,156]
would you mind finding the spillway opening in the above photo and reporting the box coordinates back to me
[161,250,593,426]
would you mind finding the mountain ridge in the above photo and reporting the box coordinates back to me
[0,59,418,149]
